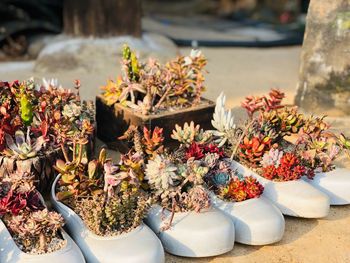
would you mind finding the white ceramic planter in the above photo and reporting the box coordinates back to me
[304,168,350,205]
[51,175,165,263]
[0,219,85,263]
[145,205,235,257]
[229,160,330,218]
[210,194,285,245]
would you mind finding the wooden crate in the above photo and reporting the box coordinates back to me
[96,95,215,152]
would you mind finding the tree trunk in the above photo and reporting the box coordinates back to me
[63,0,141,37]
[295,0,350,116]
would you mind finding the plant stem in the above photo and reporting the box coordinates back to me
[155,85,172,109]
[61,144,69,162]
[39,232,46,251]
[230,120,254,160]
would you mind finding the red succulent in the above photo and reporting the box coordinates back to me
[0,190,26,216]
[203,144,225,158]
[244,176,264,199]
[241,89,285,118]
[226,176,264,202]
[0,189,44,216]
[185,142,204,160]
[239,136,271,166]
[261,152,313,181]
[142,126,164,151]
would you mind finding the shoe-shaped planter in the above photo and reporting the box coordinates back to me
[304,168,350,205]
[145,205,235,257]
[229,160,330,218]
[0,219,85,263]
[51,175,165,263]
[210,194,285,245]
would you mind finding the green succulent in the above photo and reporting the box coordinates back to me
[20,95,33,126]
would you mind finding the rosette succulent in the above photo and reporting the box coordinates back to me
[212,172,230,186]
[145,155,180,194]
[4,129,45,160]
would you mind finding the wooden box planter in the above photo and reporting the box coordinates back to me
[96,95,215,152]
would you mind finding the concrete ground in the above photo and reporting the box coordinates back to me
[1,44,350,263]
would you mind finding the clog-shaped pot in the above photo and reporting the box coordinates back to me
[210,194,285,245]
[304,168,350,205]
[145,205,235,257]
[0,219,85,263]
[229,160,330,218]
[51,175,165,263]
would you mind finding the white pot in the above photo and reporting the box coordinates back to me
[229,160,330,218]
[145,205,235,257]
[0,219,85,263]
[210,194,285,245]
[51,175,165,263]
[304,168,350,205]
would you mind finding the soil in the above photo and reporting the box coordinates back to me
[1,43,350,263]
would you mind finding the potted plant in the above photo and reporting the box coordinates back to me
[0,78,95,192]
[96,45,215,152]
[0,172,85,263]
[119,125,235,257]
[239,89,350,205]
[171,118,285,246]
[50,145,165,263]
[288,111,350,205]
[213,91,330,218]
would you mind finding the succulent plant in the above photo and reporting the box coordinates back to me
[261,148,284,168]
[204,152,220,168]
[185,142,205,160]
[171,121,212,146]
[338,133,350,159]
[122,44,140,82]
[278,107,304,134]
[101,46,208,115]
[145,155,180,195]
[4,129,45,160]
[183,186,210,212]
[238,135,271,166]
[119,125,165,157]
[224,176,264,202]
[142,126,164,155]
[62,102,82,119]
[211,93,236,147]
[7,208,64,253]
[301,115,329,137]
[0,171,65,254]
[20,95,33,126]
[261,151,314,181]
[0,77,95,195]
[55,145,151,236]
[241,89,285,118]
[212,172,230,186]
